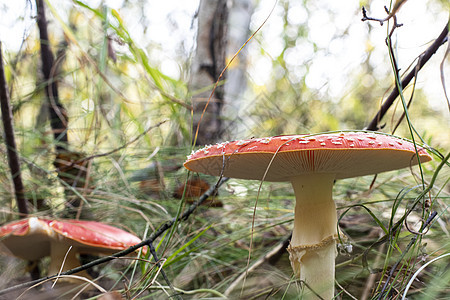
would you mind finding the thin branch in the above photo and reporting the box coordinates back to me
[0,176,229,296]
[145,243,182,300]
[386,9,403,38]
[361,1,408,26]
[365,21,449,131]
[0,43,28,217]
[361,6,388,26]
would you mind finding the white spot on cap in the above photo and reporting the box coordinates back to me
[350,144,355,147]
[236,140,247,145]
[298,140,310,144]
[369,141,375,145]
[320,142,326,146]
[332,141,343,145]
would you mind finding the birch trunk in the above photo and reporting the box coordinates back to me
[190,0,228,145]
[223,0,253,139]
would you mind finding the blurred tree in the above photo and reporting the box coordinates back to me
[36,0,68,150]
[36,0,93,219]
[190,0,228,145]
[0,43,28,217]
[223,0,253,139]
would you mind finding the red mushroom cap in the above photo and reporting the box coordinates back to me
[184,132,432,182]
[0,217,146,261]
[0,218,30,236]
[47,219,143,251]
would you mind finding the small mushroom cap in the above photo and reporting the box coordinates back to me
[0,217,145,261]
[184,132,432,182]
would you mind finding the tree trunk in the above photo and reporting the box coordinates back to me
[223,0,253,139]
[0,43,29,217]
[190,0,228,145]
[36,0,68,150]
[36,0,92,219]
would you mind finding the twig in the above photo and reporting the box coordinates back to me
[335,280,358,300]
[361,7,388,26]
[365,21,449,131]
[361,1,408,26]
[0,43,28,217]
[0,176,229,296]
[386,9,403,38]
[148,243,182,300]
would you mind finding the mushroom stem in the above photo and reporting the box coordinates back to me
[288,173,337,299]
[49,242,90,279]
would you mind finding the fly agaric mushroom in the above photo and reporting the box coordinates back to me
[184,131,432,299]
[0,217,146,279]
